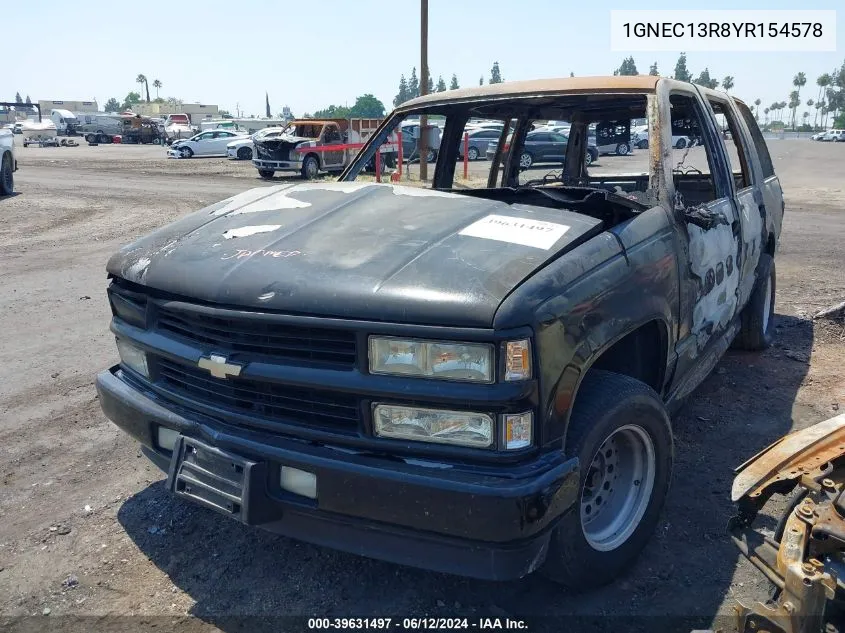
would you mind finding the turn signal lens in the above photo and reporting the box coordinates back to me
[504,412,533,450]
[504,339,531,381]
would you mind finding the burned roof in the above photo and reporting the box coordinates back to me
[401,76,661,109]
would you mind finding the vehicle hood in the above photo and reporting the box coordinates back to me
[227,138,253,148]
[107,182,602,327]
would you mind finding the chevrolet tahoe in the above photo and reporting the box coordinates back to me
[97,76,784,589]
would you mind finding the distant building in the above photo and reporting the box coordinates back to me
[130,102,219,119]
[38,99,99,113]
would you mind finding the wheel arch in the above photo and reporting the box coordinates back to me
[553,317,671,452]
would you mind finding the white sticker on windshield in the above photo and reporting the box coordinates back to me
[459,214,570,250]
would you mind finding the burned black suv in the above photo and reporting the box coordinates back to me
[97,76,783,589]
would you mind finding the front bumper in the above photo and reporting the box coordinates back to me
[252,158,301,171]
[97,366,579,580]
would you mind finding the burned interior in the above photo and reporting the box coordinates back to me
[345,90,743,233]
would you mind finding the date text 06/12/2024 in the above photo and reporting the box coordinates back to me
[307,618,528,630]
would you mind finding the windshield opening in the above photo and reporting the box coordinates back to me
[281,123,323,139]
[342,92,652,203]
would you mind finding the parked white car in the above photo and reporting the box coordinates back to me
[631,127,693,149]
[0,126,16,195]
[167,130,250,158]
[226,127,285,161]
[811,131,828,141]
[821,129,845,142]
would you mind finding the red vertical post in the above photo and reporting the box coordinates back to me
[397,130,403,177]
[375,147,382,183]
[463,132,469,180]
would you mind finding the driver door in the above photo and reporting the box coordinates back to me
[321,124,345,170]
[669,89,743,388]
[192,132,214,154]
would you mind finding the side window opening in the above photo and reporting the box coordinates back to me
[669,94,725,207]
[707,99,752,190]
[735,101,775,178]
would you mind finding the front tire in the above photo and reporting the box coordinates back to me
[0,153,13,195]
[541,370,673,591]
[301,154,319,179]
[467,146,479,161]
[616,143,630,156]
[180,146,193,158]
[733,253,776,351]
[675,138,687,149]
[258,169,275,180]
[237,147,253,160]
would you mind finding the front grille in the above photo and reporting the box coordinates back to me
[156,358,360,432]
[156,305,357,367]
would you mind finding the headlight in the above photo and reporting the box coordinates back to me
[373,404,493,448]
[116,338,149,378]
[369,337,493,383]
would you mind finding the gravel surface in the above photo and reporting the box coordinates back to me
[0,140,843,633]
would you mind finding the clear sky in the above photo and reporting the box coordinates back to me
[3,0,842,117]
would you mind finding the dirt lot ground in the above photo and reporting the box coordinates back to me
[0,140,843,633]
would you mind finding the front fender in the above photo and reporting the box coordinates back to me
[498,207,679,450]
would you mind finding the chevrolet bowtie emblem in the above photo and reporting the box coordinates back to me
[197,353,243,379]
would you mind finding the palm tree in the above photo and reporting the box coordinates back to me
[816,73,832,115]
[136,74,150,103]
[754,98,762,121]
[813,99,824,128]
[153,79,162,99]
[788,91,801,129]
[722,76,734,93]
[763,107,770,125]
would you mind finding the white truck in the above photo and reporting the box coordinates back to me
[50,108,82,136]
[0,125,16,195]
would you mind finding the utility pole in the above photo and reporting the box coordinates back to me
[419,0,429,182]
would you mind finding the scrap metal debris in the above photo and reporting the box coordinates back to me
[814,301,845,321]
[730,414,845,633]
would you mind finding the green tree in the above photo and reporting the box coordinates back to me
[614,56,638,76]
[490,61,503,84]
[763,107,769,125]
[104,98,121,112]
[25,95,31,105]
[648,62,659,76]
[426,74,434,94]
[570,71,575,77]
[436,75,447,92]
[313,104,352,119]
[122,91,142,111]
[673,52,692,82]
[153,79,162,98]
[449,74,459,90]
[136,74,150,103]
[479,76,484,86]
[722,76,734,93]
[349,94,386,118]
[14,92,22,103]
[394,74,409,107]
[694,68,718,89]
[408,67,419,99]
